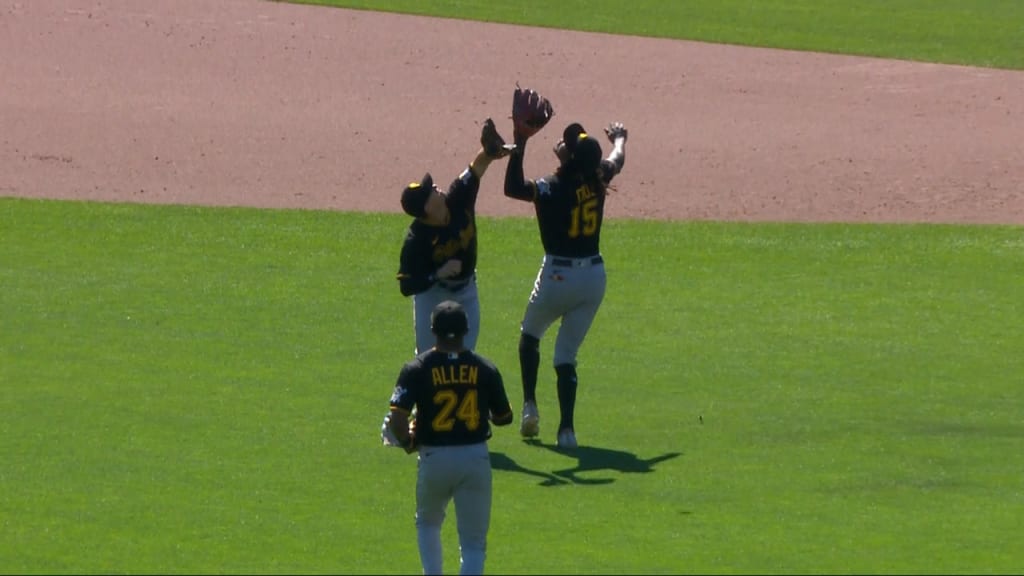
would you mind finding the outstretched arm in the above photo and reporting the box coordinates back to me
[504,135,536,202]
[469,149,494,180]
[604,122,628,177]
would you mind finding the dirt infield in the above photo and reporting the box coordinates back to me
[3,0,1023,224]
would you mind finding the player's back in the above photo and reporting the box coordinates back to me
[407,349,506,446]
[533,173,606,258]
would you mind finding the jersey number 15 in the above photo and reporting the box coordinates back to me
[568,197,599,238]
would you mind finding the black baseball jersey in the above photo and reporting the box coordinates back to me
[390,349,512,446]
[396,168,480,296]
[530,159,617,257]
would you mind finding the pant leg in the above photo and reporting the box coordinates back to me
[454,444,492,575]
[552,265,607,366]
[416,446,453,575]
[413,287,445,355]
[520,261,565,341]
[455,279,481,351]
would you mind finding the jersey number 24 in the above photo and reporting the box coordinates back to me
[431,389,480,431]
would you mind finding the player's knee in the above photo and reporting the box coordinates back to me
[519,333,540,354]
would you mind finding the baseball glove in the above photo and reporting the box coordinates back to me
[380,411,418,453]
[481,117,514,159]
[512,84,554,140]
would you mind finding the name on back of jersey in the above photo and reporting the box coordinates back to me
[576,184,596,203]
[432,364,478,387]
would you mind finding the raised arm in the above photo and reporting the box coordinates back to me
[504,135,536,202]
[604,122,628,177]
[469,149,495,181]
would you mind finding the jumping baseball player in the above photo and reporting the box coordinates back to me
[396,119,513,355]
[384,300,514,575]
[503,86,628,449]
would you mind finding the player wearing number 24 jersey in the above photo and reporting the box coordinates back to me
[503,120,628,450]
[387,300,513,575]
[390,339,512,447]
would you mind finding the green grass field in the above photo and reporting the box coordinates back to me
[5,1,1024,573]
[3,199,1023,574]
[288,0,1024,70]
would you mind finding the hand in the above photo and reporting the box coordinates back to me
[552,139,570,165]
[436,259,462,279]
[605,122,627,142]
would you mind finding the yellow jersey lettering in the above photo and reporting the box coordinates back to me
[575,185,595,203]
[431,364,479,386]
[432,217,476,263]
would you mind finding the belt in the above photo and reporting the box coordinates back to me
[550,255,603,268]
[439,278,471,292]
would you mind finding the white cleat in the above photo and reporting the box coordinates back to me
[557,428,577,449]
[520,401,539,437]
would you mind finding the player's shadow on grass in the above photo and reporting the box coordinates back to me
[489,451,570,486]
[538,441,681,485]
[491,444,681,486]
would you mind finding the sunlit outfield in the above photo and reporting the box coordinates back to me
[5,1,1024,574]
[3,198,1023,574]
[288,0,1024,70]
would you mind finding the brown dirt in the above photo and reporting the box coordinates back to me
[3,0,1023,224]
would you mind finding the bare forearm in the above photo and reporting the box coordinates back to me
[469,149,492,180]
[607,137,626,175]
[388,410,410,443]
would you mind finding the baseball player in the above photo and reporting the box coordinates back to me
[505,89,628,448]
[385,300,514,575]
[397,119,512,355]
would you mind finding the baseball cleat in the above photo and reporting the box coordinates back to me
[520,400,539,437]
[556,428,577,449]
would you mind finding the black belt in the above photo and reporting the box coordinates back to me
[439,279,471,292]
[551,255,603,268]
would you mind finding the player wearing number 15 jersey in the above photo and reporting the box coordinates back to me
[503,121,628,450]
[387,300,513,575]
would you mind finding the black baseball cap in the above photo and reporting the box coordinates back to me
[563,123,602,174]
[401,173,433,218]
[573,136,603,174]
[431,300,469,339]
[562,123,586,154]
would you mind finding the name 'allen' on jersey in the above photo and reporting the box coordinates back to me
[431,364,479,387]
